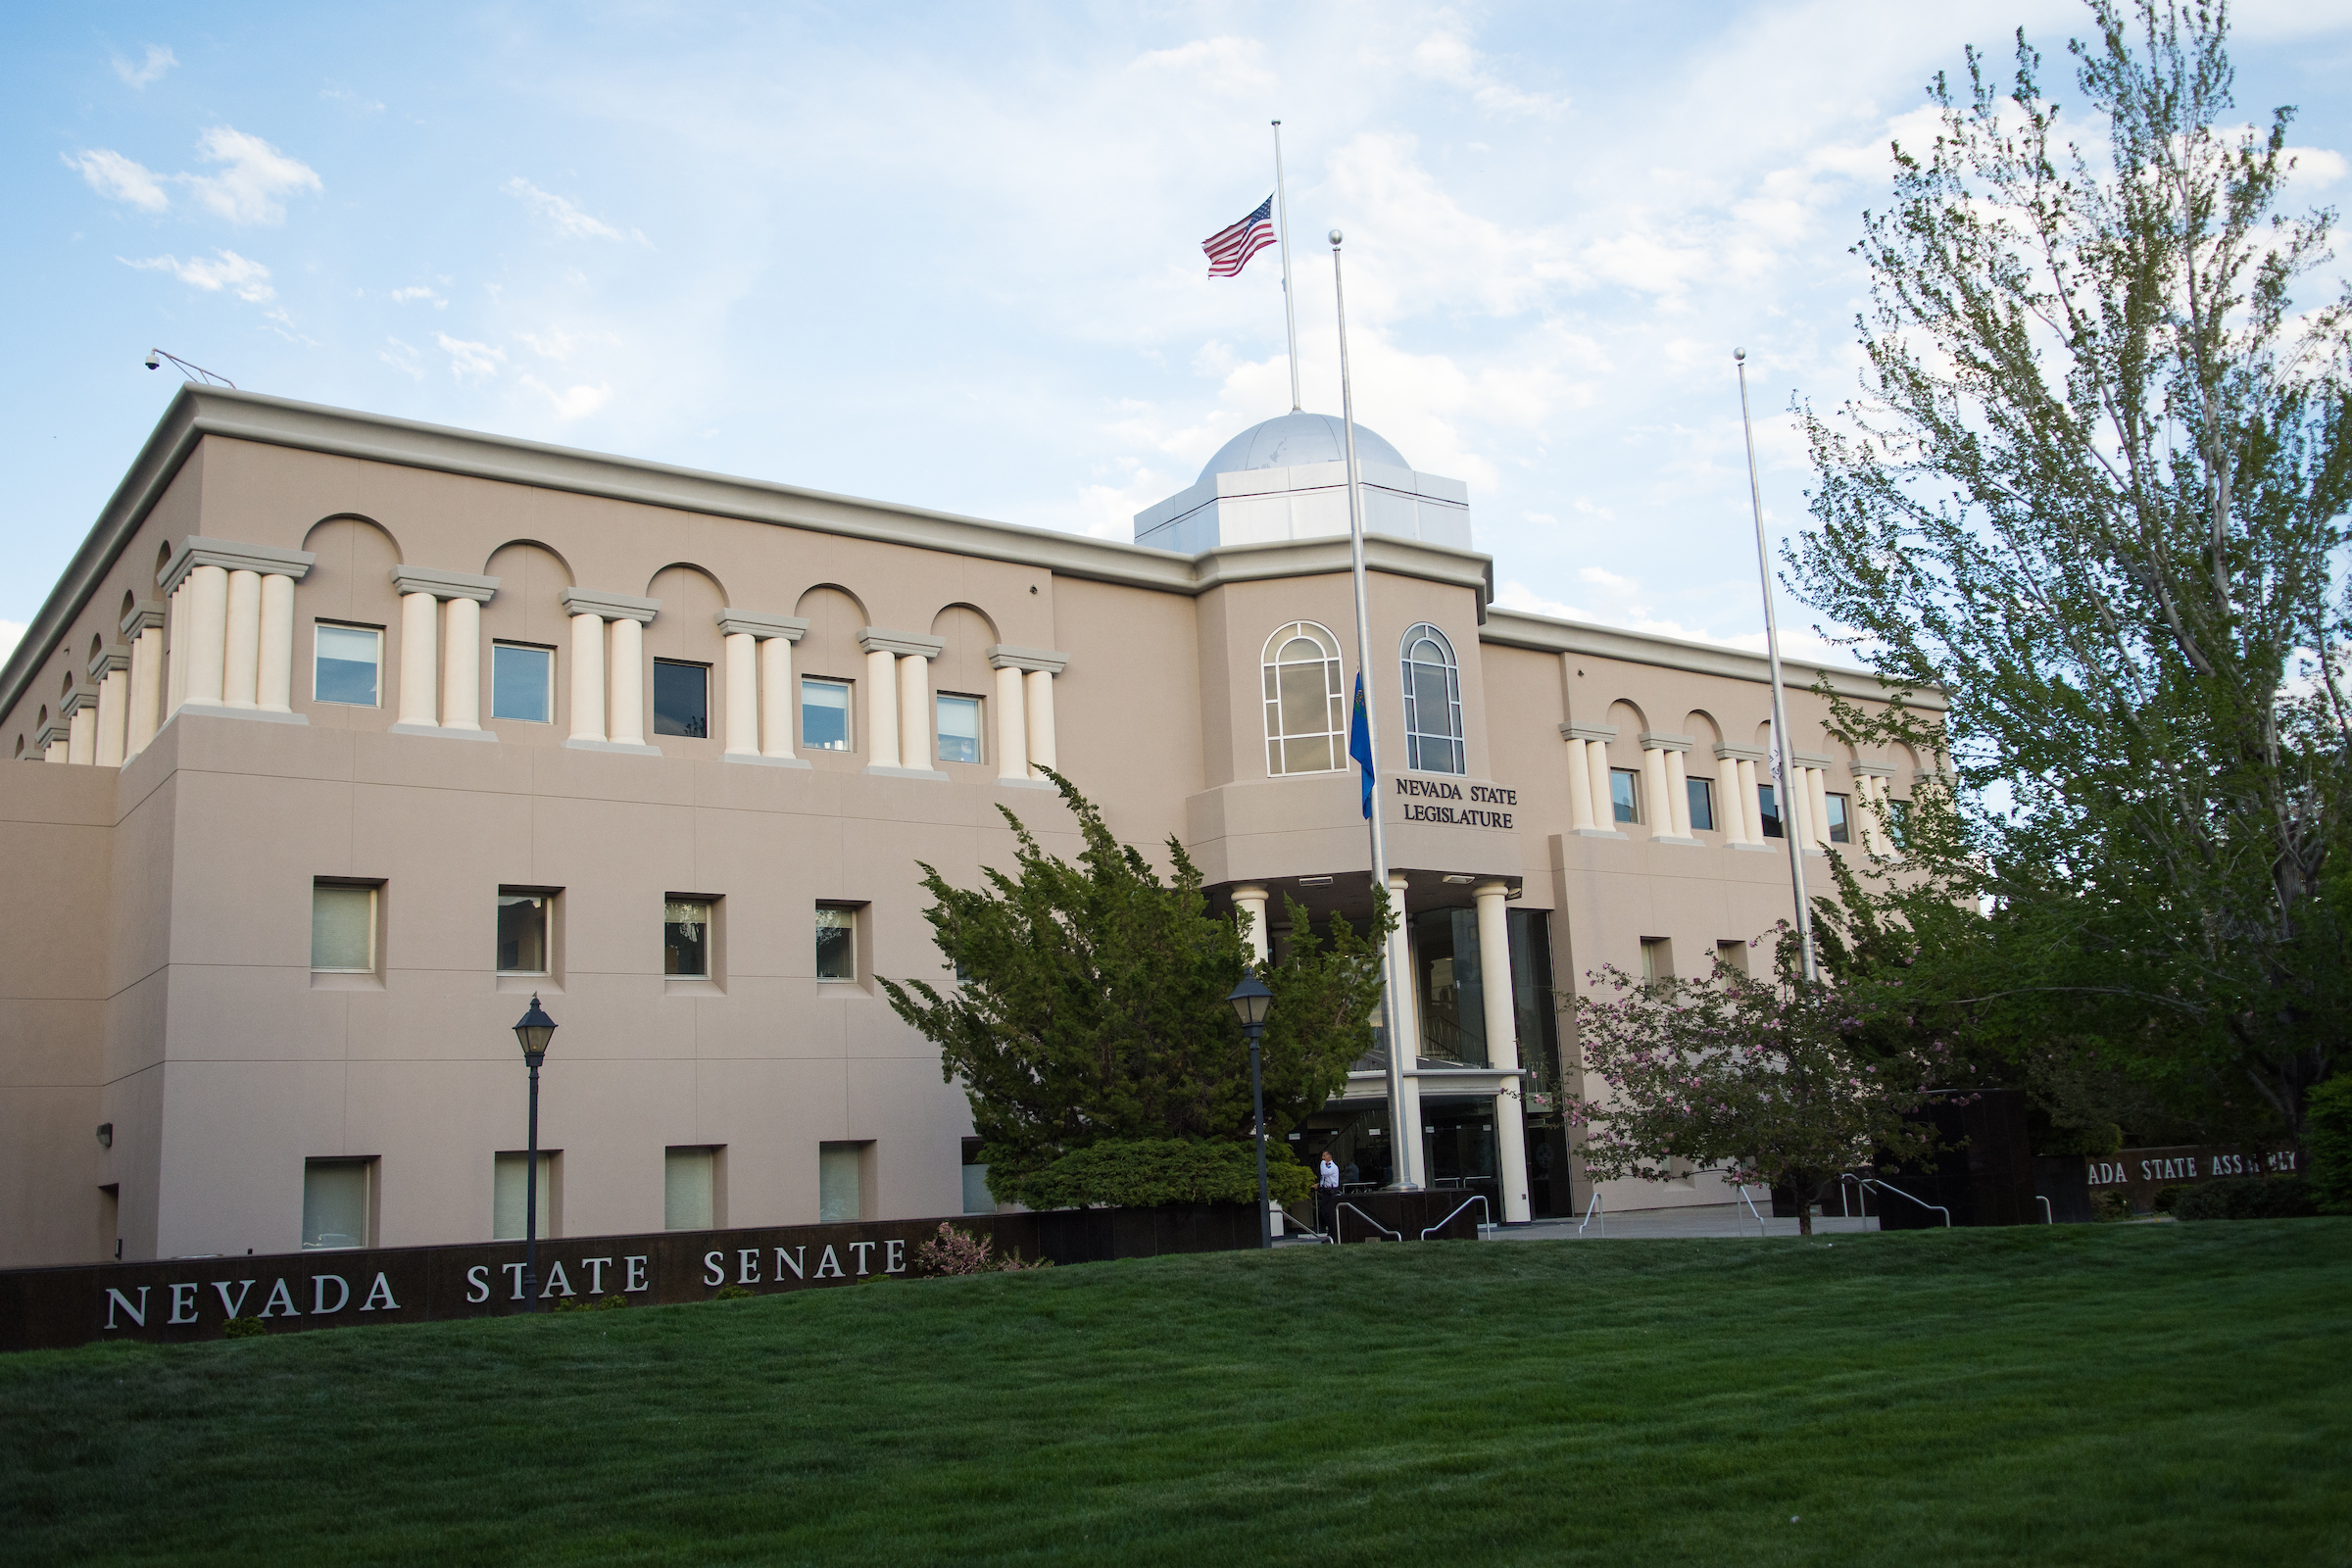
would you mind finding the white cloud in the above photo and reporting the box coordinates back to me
[380,338,425,380]
[181,127,322,225]
[519,375,613,418]
[1127,37,1275,98]
[112,46,176,89]
[435,332,505,383]
[388,285,445,307]
[2285,145,2348,188]
[65,149,171,212]
[320,82,385,114]
[121,248,274,302]
[1411,24,1570,118]
[65,127,319,225]
[0,621,23,665]
[503,178,645,244]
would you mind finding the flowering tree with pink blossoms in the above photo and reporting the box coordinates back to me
[1567,934,1947,1236]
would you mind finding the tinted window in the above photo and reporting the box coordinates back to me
[803,679,850,751]
[1610,768,1640,823]
[937,696,982,763]
[1758,784,1784,838]
[653,661,709,738]
[492,644,553,723]
[315,625,380,707]
[1687,776,1715,832]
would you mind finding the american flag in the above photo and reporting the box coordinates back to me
[1202,195,1278,278]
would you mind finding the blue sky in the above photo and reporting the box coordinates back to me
[7,1,2350,666]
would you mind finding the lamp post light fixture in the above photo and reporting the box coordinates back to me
[512,995,557,1311]
[1225,968,1276,1250]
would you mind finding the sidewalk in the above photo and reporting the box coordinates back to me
[1501,1203,1882,1241]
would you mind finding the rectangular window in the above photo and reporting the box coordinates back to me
[491,643,554,723]
[1758,784,1784,838]
[937,695,983,764]
[1826,792,1851,844]
[1687,776,1715,832]
[664,898,712,978]
[498,891,551,975]
[1610,768,1641,824]
[663,1147,717,1231]
[311,881,377,972]
[961,1138,993,1214]
[492,1152,555,1241]
[802,678,851,752]
[1716,939,1750,977]
[1640,938,1673,990]
[653,660,710,738]
[819,1142,865,1224]
[314,624,381,707]
[815,905,857,981]
[301,1158,371,1250]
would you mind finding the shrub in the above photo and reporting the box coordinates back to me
[1007,1137,1309,1210]
[2309,1078,2352,1216]
[2151,1184,2190,1214]
[2173,1177,2320,1222]
[553,1294,628,1314]
[712,1284,755,1301]
[2041,1123,2125,1157]
[220,1316,266,1340]
[912,1221,1054,1277]
[2090,1190,2133,1223]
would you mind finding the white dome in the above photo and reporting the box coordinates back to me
[1199,412,1409,484]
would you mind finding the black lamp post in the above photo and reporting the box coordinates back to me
[512,995,557,1311]
[1226,969,1275,1250]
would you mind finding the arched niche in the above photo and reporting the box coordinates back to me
[929,603,999,706]
[480,541,577,652]
[793,585,870,691]
[301,515,405,627]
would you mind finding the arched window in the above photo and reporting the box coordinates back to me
[1262,621,1346,775]
[1400,623,1463,774]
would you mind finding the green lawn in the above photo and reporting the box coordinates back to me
[3,1222,2347,1566]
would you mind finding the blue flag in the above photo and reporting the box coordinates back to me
[1348,672,1374,819]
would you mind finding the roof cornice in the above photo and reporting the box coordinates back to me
[1480,606,1947,711]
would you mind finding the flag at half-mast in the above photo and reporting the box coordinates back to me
[1202,194,1277,277]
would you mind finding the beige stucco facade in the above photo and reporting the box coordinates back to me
[0,388,1939,1267]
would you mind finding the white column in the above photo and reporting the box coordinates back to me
[1587,741,1615,829]
[1232,883,1270,964]
[221,569,264,710]
[1737,758,1762,844]
[43,731,67,763]
[608,617,646,747]
[1642,746,1673,838]
[993,665,1028,782]
[1474,881,1530,1223]
[760,637,796,760]
[398,591,440,727]
[125,612,164,757]
[1664,748,1692,837]
[865,649,901,767]
[258,574,296,713]
[898,651,932,771]
[1386,870,1425,1189]
[164,587,188,719]
[568,614,607,743]
[182,564,228,708]
[440,596,481,730]
[67,700,96,765]
[96,670,127,767]
[1564,737,1595,829]
[722,631,760,756]
[1024,669,1056,779]
[1715,756,1746,844]
[1788,765,1818,849]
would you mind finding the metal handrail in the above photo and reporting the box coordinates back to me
[1420,1195,1494,1239]
[2035,1195,2053,1225]
[1578,1190,1605,1237]
[1735,1184,1769,1238]
[1335,1201,1402,1242]
[1862,1177,1949,1227]
[1278,1203,1332,1241]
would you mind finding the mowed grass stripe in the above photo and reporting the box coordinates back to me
[3,1222,2346,1566]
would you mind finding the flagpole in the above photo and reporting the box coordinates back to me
[1737,348,1819,983]
[1272,122,1302,413]
[1334,229,1419,1191]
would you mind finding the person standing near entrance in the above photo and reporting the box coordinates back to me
[1317,1151,1342,1237]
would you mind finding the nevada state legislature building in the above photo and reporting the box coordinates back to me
[0,388,1939,1269]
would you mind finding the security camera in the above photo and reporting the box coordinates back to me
[144,351,160,370]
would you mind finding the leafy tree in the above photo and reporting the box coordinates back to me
[880,771,1393,1208]
[1567,934,1945,1236]
[1790,0,2352,1147]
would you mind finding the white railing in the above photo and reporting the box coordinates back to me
[1577,1190,1606,1238]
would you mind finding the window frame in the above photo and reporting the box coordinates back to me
[301,1156,374,1250]
[814,902,859,983]
[490,641,556,725]
[1825,792,1851,845]
[312,621,384,709]
[1610,767,1642,824]
[652,659,711,740]
[1686,775,1716,833]
[664,896,716,979]
[800,676,853,753]
[1261,620,1348,777]
[496,887,557,978]
[1757,783,1785,838]
[1398,622,1465,776]
[935,693,985,765]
